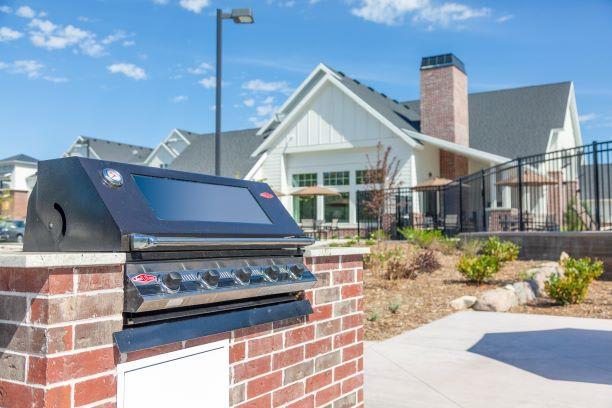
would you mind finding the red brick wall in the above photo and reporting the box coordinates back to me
[420,65,469,179]
[0,264,123,408]
[0,251,365,408]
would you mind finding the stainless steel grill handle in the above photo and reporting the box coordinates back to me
[130,234,314,250]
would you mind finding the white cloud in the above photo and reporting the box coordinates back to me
[171,95,188,103]
[107,63,147,80]
[0,27,23,42]
[199,76,216,89]
[122,40,135,47]
[579,113,597,123]
[187,62,213,75]
[0,6,12,14]
[179,0,210,13]
[28,18,107,57]
[351,0,491,28]
[496,14,514,23]
[43,75,68,83]
[152,0,169,4]
[243,98,255,107]
[256,103,277,117]
[102,30,128,45]
[249,116,269,127]
[77,16,93,23]
[0,59,65,82]
[15,6,36,18]
[242,79,292,94]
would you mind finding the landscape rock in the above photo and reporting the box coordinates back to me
[473,288,519,312]
[559,251,570,263]
[530,264,563,297]
[450,295,477,311]
[512,281,536,304]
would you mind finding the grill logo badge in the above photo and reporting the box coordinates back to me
[131,273,157,284]
[260,192,274,199]
[102,168,124,188]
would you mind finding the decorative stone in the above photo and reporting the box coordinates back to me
[559,251,570,263]
[473,288,518,312]
[450,295,477,311]
[512,281,536,304]
[528,264,563,297]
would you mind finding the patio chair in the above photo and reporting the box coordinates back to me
[301,218,315,237]
[444,214,458,232]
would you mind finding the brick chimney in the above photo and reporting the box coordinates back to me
[420,53,469,179]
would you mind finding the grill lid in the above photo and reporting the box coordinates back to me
[24,157,310,252]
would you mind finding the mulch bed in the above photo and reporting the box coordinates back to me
[363,243,612,341]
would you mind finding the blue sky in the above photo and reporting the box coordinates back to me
[0,0,611,160]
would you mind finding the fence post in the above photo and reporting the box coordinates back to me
[481,169,487,232]
[593,141,601,230]
[458,177,463,233]
[517,158,524,231]
[356,192,361,238]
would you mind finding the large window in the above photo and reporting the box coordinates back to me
[293,196,316,222]
[355,170,368,185]
[324,192,349,223]
[323,171,349,186]
[292,173,317,188]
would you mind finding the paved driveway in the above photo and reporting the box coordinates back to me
[365,312,612,408]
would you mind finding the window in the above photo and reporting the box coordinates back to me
[323,171,349,186]
[324,192,349,223]
[293,196,316,223]
[355,170,368,185]
[292,173,317,188]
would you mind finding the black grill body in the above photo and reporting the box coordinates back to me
[24,158,316,351]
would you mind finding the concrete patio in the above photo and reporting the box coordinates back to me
[365,311,612,408]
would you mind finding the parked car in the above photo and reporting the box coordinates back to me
[0,220,25,243]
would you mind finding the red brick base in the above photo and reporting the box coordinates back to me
[0,250,366,407]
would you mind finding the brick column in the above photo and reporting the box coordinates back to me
[0,247,367,408]
[0,253,125,408]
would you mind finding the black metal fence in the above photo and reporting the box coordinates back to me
[356,141,612,237]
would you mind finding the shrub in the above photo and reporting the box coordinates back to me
[457,254,500,284]
[481,236,519,262]
[545,257,603,305]
[458,239,484,256]
[365,245,439,280]
[388,300,401,314]
[370,229,389,242]
[398,227,457,251]
[367,311,379,322]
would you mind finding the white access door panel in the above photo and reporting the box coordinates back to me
[118,340,229,408]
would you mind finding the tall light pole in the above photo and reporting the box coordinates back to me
[215,8,254,176]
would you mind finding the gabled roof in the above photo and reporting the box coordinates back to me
[75,136,153,164]
[402,82,572,159]
[169,128,264,178]
[0,154,37,163]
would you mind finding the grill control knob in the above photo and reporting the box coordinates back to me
[162,272,182,291]
[289,264,305,279]
[263,266,280,282]
[233,268,252,285]
[199,270,220,289]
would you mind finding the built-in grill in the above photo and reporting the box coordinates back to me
[24,157,316,352]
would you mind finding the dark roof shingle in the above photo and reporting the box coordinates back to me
[0,154,38,163]
[80,136,153,164]
[169,128,264,178]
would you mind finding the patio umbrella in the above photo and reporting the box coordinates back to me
[496,170,556,186]
[412,177,452,191]
[291,186,341,197]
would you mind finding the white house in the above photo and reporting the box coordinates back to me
[244,54,582,227]
[0,154,38,219]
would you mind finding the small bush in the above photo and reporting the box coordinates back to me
[388,300,401,314]
[459,239,484,256]
[545,257,603,305]
[481,236,520,262]
[370,229,389,242]
[398,227,457,251]
[457,254,500,284]
[366,245,439,280]
[367,311,379,322]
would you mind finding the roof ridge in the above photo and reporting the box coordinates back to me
[468,81,572,96]
[80,135,152,150]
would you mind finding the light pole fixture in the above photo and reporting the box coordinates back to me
[215,8,254,176]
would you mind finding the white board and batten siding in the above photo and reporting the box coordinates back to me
[253,80,415,225]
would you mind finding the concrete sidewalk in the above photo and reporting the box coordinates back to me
[365,312,612,408]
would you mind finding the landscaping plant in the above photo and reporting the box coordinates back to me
[398,227,457,251]
[481,236,520,262]
[545,257,603,304]
[365,245,439,280]
[456,254,500,284]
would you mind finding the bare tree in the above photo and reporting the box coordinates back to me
[362,142,401,237]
